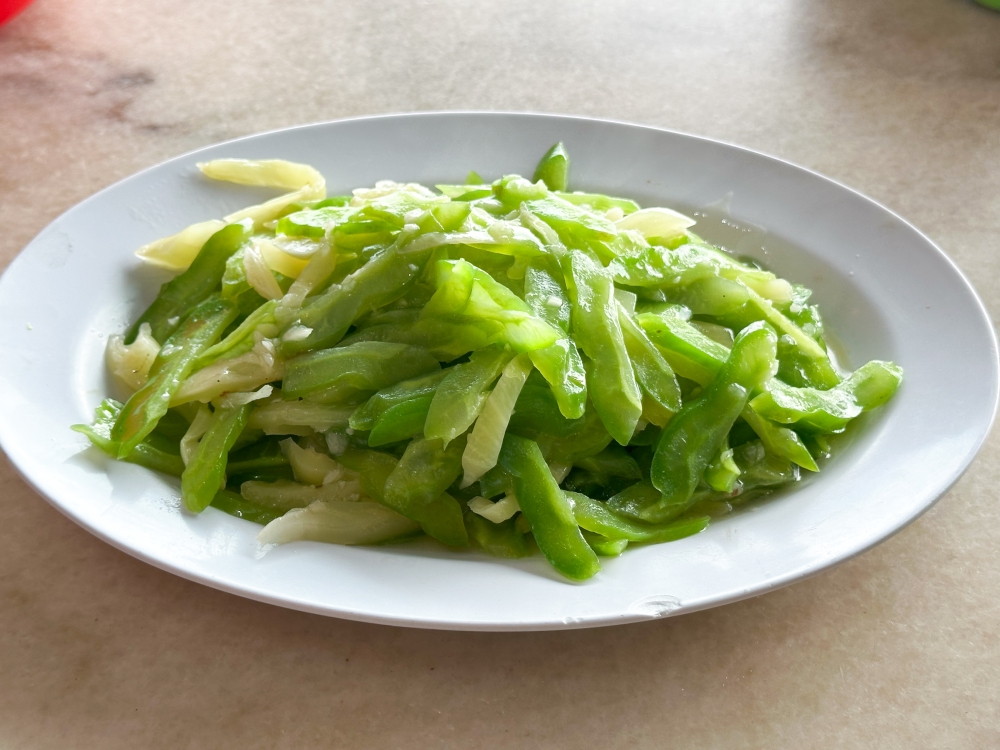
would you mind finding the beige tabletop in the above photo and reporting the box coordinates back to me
[3,0,1000,747]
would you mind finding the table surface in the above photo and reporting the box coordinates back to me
[3,0,999,747]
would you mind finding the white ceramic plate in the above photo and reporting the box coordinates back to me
[1,113,996,630]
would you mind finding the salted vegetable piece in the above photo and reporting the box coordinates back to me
[704,438,740,493]
[507,380,586,437]
[461,354,533,485]
[368,396,434,447]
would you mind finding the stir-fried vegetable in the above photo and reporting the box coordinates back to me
[73,146,902,581]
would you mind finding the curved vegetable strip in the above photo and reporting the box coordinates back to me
[226,436,290,478]
[704,437,740,493]
[201,159,326,230]
[195,300,278,368]
[127,223,248,344]
[461,354,533,486]
[740,406,818,472]
[508,380,586,438]
[733,284,840,388]
[524,261,572,333]
[524,196,617,245]
[211,489,283,526]
[72,399,185,477]
[524,262,587,419]
[106,322,161,392]
[639,308,819,471]
[422,259,562,353]
[241,479,364,511]
[637,322,778,523]
[281,246,430,356]
[337,448,468,547]
[275,242,339,319]
[181,403,253,513]
[136,220,228,272]
[533,142,570,192]
[280,439,350,486]
[282,342,439,402]
[425,346,513,447]
[750,360,903,432]
[368,396,435,447]
[172,336,282,405]
[574,444,642,481]
[582,531,628,557]
[350,370,448,431]
[385,436,467,509]
[463,510,532,558]
[615,207,695,241]
[497,434,600,581]
[732,440,799,492]
[618,303,682,414]
[562,250,642,445]
[565,491,710,543]
[536,404,613,465]
[246,400,352,435]
[112,295,237,458]
[636,308,729,385]
[468,494,521,522]
[528,338,588,420]
[555,191,639,215]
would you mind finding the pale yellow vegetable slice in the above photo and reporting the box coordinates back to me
[257,499,420,546]
[615,207,695,239]
[135,220,227,271]
[257,236,312,279]
[246,400,353,435]
[105,322,160,392]
[172,336,282,405]
[279,438,356,486]
[134,159,326,270]
[179,404,213,466]
[242,478,364,512]
[460,354,533,487]
[243,241,284,300]
[468,494,521,524]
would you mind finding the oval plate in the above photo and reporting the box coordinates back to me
[0,113,995,630]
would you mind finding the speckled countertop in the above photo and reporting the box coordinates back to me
[2,1,1000,747]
